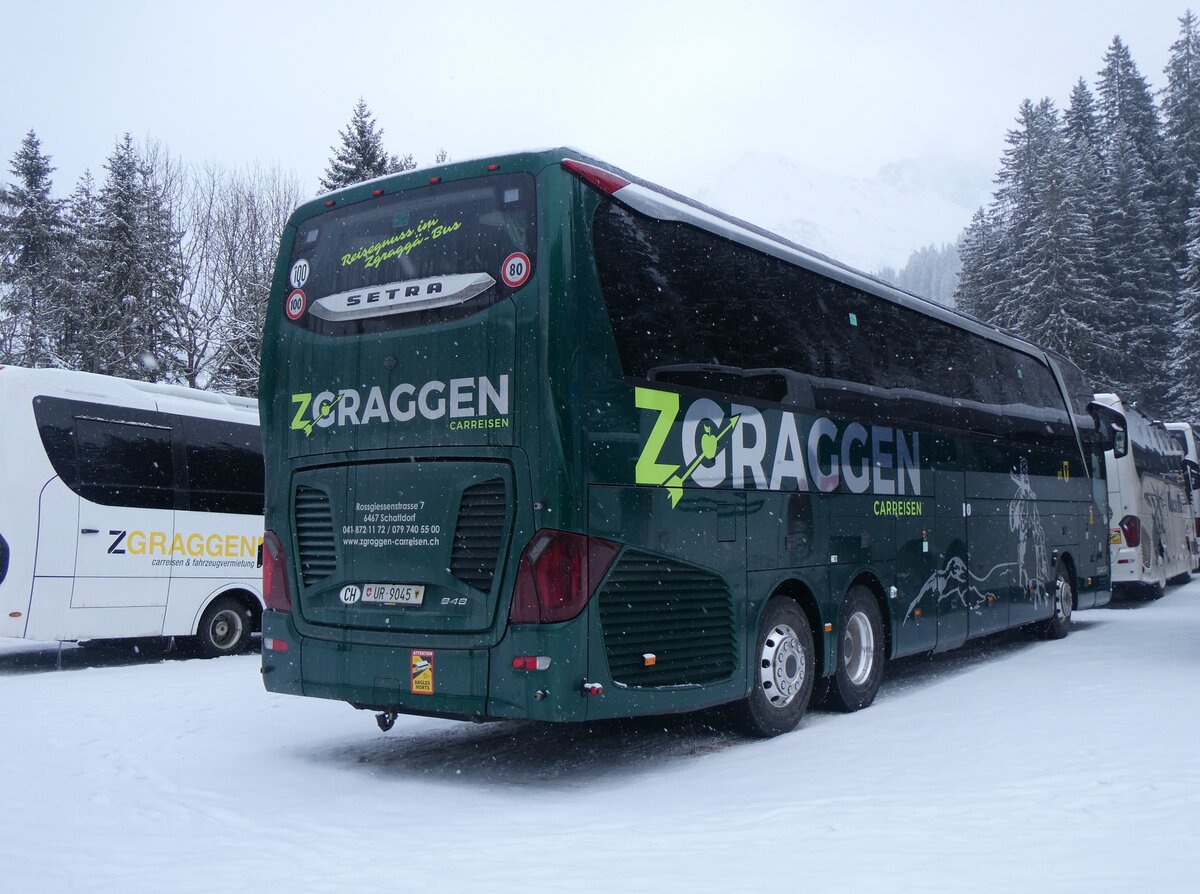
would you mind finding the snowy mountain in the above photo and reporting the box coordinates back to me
[694,152,993,275]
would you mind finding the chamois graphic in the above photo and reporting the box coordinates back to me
[1010,457,1049,608]
[1143,487,1167,568]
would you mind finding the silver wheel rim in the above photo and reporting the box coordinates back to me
[842,611,875,687]
[1055,575,1072,623]
[209,609,244,651]
[758,623,806,708]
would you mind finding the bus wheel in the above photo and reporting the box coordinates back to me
[1043,563,1073,640]
[735,597,815,737]
[826,586,885,712]
[195,596,252,658]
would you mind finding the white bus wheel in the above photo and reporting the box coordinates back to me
[196,596,252,658]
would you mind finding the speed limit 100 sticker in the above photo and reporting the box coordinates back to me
[286,289,307,320]
[289,258,310,289]
[501,252,532,288]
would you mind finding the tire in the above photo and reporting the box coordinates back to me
[734,597,815,737]
[825,585,885,712]
[1042,561,1073,640]
[194,596,253,658]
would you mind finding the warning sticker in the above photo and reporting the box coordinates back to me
[411,650,434,695]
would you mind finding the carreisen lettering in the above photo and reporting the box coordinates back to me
[873,499,925,517]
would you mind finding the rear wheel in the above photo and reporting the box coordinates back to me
[194,596,253,658]
[825,585,885,712]
[735,597,815,737]
[1042,561,1073,640]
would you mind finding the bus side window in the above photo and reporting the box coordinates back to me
[181,416,265,515]
[75,418,174,510]
[34,396,80,488]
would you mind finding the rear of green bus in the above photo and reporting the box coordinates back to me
[260,150,675,723]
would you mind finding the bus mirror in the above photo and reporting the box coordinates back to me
[1088,401,1128,458]
[1112,427,1128,459]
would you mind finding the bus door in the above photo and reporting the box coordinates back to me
[963,474,1015,636]
[71,417,174,635]
[25,477,80,636]
[1081,423,1112,600]
[931,434,967,652]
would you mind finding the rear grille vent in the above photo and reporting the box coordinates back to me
[598,551,735,687]
[294,485,337,586]
[450,479,507,592]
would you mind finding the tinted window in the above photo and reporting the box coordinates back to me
[33,396,264,515]
[591,199,1069,445]
[34,396,78,486]
[290,173,536,336]
[182,417,264,515]
[1130,413,1185,477]
[76,418,174,510]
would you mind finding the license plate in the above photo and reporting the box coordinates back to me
[362,583,425,605]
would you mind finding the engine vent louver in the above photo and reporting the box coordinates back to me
[294,485,337,586]
[450,478,507,592]
[598,551,736,687]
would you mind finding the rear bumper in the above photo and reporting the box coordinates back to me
[1109,546,1144,583]
[260,610,591,722]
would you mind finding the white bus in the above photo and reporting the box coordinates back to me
[1165,421,1200,572]
[1094,393,1193,597]
[0,366,265,655]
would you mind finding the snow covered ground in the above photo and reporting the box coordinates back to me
[2,583,1198,893]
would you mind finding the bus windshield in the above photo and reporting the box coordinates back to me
[288,173,536,334]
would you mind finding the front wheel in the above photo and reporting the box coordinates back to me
[194,596,253,658]
[1042,562,1073,640]
[734,597,815,737]
[825,586,885,712]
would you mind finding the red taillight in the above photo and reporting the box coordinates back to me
[263,530,292,611]
[512,656,551,671]
[560,158,630,195]
[1119,515,1141,548]
[509,529,620,624]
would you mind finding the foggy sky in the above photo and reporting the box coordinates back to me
[0,0,1192,199]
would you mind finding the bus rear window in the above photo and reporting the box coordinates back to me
[287,173,536,336]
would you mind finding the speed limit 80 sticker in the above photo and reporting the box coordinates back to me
[501,252,532,288]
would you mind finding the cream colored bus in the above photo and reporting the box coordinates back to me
[0,366,264,655]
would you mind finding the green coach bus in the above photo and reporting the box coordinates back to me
[259,149,1113,736]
